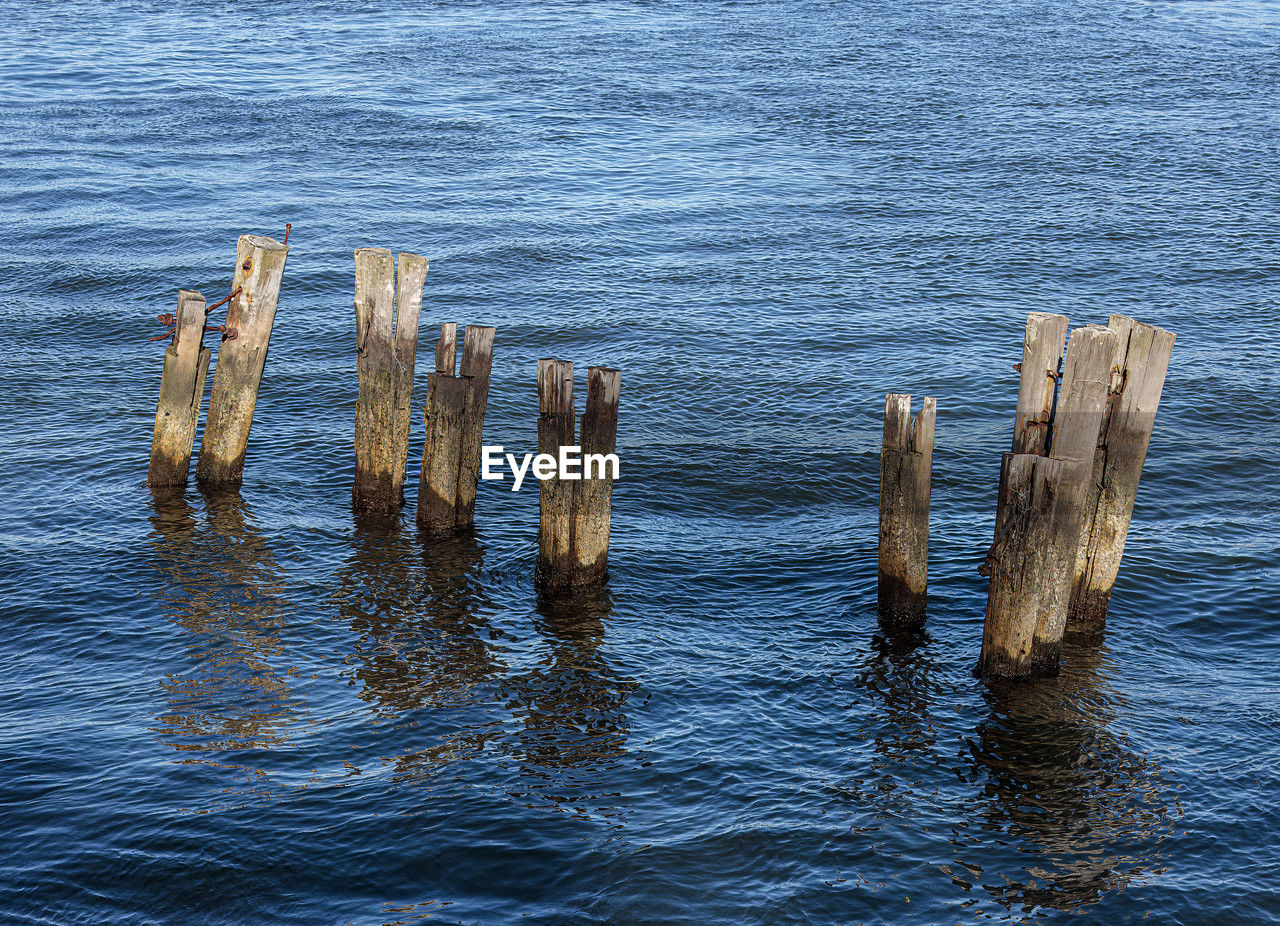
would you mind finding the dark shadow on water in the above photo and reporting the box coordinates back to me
[146,487,302,759]
[957,641,1180,915]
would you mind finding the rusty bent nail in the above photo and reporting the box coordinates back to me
[1012,362,1022,373]
[283,223,291,245]
[206,286,242,314]
[149,326,176,342]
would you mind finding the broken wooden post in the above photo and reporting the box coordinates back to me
[352,248,427,513]
[537,359,576,585]
[1013,312,1068,455]
[979,320,1116,678]
[196,234,289,488]
[148,291,210,487]
[455,325,496,528]
[416,323,494,536]
[535,361,621,590]
[1069,316,1176,632]
[573,367,621,586]
[877,393,935,634]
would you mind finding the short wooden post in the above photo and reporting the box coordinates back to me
[416,323,494,536]
[148,291,210,487]
[573,367,621,585]
[537,359,576,585]
[536,361,621,590]
[877,393,935,633]
[352,248,427,513]
[455,325,496,528]
[979,321,1117,678]
[196,234,289,488]
[1069,316,1176,631]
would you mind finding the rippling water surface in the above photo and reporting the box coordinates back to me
[2,1,1279,923]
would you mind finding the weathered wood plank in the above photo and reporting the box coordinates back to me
[1012,312,1068,455]
[573,366,621,585]
[148,290,210,487]
[455,324,496,528]
[352,247,398,512]
[196,234,289,488]
[877,393,935,633]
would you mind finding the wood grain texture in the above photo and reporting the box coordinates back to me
[148,290,209,487]
[1069,315,1176,631]
[352,248,398,512]
[196,234,289,488]
[537,359,575,587]
[1012,312,1068,455]
[417,372,471,536]
[573,367,621,585]
[388,252,428,507]
[455,325,496,528]
[877,393,935,633]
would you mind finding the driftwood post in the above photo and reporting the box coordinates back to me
[148,291,210,487]
[877,393,935,633]
[536,361,621,590]
[1069,316,1176,631]
[196,234,289,488]
[352,248,427,513]
[417,323,495,536]
[979,320,1116,678]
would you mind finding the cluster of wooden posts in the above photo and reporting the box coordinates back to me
[147,233,620,591]
[877,312,1176,679]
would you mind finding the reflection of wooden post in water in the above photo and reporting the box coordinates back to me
[1070,316,1176,632]
[147,489,298,759]
[966,649,1177,914]
[148,291,210,487]
[537,361,621,591]
[877,393,935,634]
[979,322,1116,678]
[196,234,289,489]
[417,324,495,536]
[352,248,428,514]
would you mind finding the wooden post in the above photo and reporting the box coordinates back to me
[573,367,621,585]
[455,325,496,528]
[1013,312,1068,455]
[416,322,494,536]
[1069,316,1176,631]
[980,321,1117,678]
[196,234,289,488]
[352,248,427,513]
[148,291,210,487]
[877,393,935,634]
[978,453,1073,678]
[537,359,575,586]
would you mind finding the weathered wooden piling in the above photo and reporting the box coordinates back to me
[148,291,210,487]
[416,323,495,536]
[1069,315,1176,632]
[196,234,289,488]
[979,320,1117,678]
[1013,312,1069,455]
[877,393,935,634]
[352,248,428,513]
[536,361,621,590]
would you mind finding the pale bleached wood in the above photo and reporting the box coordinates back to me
[572,367,621,585]
[196,234,289,488]
[388,252,428,509]
[351,248,398,513]
[1012,312,1068,455]
[877,393,935,633]
[1069,315,1176,631]
[148,290,210,487]
[435,322,457,375]
[455,325,496,528]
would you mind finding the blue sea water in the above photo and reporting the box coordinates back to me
[1,0,1279,922]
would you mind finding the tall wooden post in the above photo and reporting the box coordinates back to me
[1069,316,1176,631]
[196,234,289,488]
[353,248,427,513]
[148,291,210,487]
[877,393,935,634]
[1013,313,1069,455]
[537,359,575,584]
[573,367,621,585]
[979,320,1116,678]
[455,325,496,528]
[417,323,494,536]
